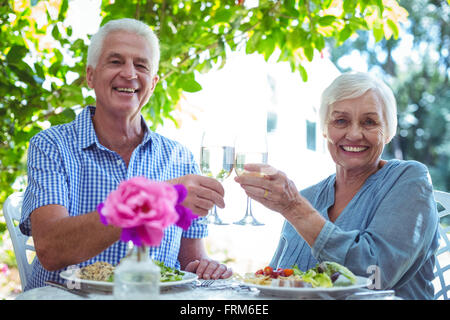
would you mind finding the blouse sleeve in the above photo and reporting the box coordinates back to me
[311,162,439,289]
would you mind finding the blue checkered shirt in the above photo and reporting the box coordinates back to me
[20,106,207,291]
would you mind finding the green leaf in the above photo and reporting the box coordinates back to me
[34,62,45,79]
[387,19,399,39]
[176,73,202,93]
[338,24,353,43]
[58,0,69,21]
[304,46,314,61]
[271,27,285,48]
[283,0,299,17]
[298,64,308,82]
[373,22,384,42]
[259,37,275,61]
[322,0,333,9]
[52,25,61,40]
[343,0,357,13]
[9,63,36,84]
[286,28,306,50]
[214,8,233,23]
[246,31,263,54]
[314,35,325,51]
[6,45,28,64]
[375,0,384,17]
[318,15,336,26]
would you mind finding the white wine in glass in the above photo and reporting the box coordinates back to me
[235,152,268,177]
[199,131,235,225]
[234,133,268,226]
[200,146,235,181]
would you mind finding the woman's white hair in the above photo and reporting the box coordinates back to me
[319,72,397,143]
[87,18,160,75]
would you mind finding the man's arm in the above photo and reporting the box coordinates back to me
[178,237,232,280]
[30,204,121,271]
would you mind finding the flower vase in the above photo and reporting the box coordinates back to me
[113,243,160,300]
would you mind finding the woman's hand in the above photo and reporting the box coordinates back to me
[234,164,303,217]
[184,258,233,280]
[234,164,325,246]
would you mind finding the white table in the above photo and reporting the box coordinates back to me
[15,279,378,300]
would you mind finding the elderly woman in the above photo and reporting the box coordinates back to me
[235,72,440,299]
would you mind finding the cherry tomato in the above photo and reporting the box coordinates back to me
[255,269,263,275]
[283,268,294,277]
[271,270,281,278]
[263,266,273,276]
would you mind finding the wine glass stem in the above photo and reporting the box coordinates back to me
[245,196,253,217]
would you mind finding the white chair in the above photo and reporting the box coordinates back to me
[433,190,450,300]
[3,192,35,291]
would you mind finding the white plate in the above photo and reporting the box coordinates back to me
[245,276,370,298]
[60,268,198,293]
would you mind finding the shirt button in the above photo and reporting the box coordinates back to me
[116,160,121,165]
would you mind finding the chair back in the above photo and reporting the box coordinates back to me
[433,190,450,300]
[3,192,34,291]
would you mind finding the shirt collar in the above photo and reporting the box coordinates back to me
[76,106,153,150]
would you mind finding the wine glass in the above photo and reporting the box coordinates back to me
[198,130,235,225]
[233,132,268,226]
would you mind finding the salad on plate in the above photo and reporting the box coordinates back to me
[244,261,357,288]
[77,260,185,283]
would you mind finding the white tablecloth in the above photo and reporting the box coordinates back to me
[15,279,374,300]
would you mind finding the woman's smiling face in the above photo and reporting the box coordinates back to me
[325,90,387,173]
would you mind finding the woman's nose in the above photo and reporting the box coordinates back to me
[346,123,364,140]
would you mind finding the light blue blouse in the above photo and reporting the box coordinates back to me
[270,159,440,300]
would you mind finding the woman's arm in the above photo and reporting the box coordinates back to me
[234,163,326,246]
[312,165,439,289]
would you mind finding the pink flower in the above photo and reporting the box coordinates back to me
[98,177,191,247]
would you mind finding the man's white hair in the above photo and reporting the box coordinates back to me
[87,18,160,75]
[319,72,398,143]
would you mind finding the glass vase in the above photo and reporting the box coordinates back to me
[113,243,160,300]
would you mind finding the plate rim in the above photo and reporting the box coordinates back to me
[59,268,198,288]
[244,275,369,294]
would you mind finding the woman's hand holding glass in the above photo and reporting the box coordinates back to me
[235,163,304,217]
[235,163,325,245]
[233,132,269,226]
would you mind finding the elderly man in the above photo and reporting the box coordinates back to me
[20,18,232,291]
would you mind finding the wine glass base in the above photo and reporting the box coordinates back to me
[198,213,229,225]
[209,215,229,225]
[233,216,264,226]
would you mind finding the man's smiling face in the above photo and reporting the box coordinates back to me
[86,30,159,117]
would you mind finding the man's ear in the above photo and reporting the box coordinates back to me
[86,66,95,89]
[150,74,159,93]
